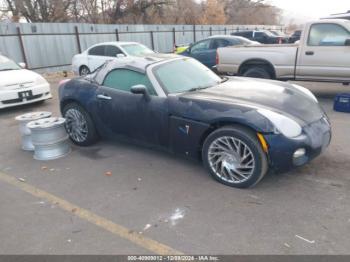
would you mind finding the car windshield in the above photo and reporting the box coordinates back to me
[0,56,21,71]
[121,44,154,56]
[153,58,222,94]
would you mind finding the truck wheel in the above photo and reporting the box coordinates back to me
[243,67,271,79]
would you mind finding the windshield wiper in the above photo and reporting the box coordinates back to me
[188,86,211,92]
[0,68,17,72]
[221,76,229,83]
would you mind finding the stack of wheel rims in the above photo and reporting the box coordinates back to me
[27,117,71,160]
[15,112,52,151]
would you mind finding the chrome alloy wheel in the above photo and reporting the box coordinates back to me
[65,108,88,143]
[208,136,255,184]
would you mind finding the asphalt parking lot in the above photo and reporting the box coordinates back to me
[0,77,350,255]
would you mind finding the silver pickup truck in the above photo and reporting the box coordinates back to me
[216,19,350,84]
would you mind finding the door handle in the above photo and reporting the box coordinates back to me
[97,94,112,100]
[305,51,314,56]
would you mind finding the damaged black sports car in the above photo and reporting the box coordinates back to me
[59,54,331,188]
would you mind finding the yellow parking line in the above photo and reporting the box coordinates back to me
[0,171,183,255]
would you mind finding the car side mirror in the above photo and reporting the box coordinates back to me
[345,39,350,46]
[131,85,150,100]
[116,53,126,58]
[18,62,26,68]
[131,84,148,95]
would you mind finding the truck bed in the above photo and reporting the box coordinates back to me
[217,44,299,79]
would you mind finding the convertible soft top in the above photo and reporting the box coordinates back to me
[94,53,179,84]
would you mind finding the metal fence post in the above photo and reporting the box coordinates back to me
[172,27,176,48]
[16,27,28,67]
[193,25,196,42]
[224,28,227,35]
[209,27,212,36]
[150,31,155,50]
[74,26,82,53]
[115,29,119,41]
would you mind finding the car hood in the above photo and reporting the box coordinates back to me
[0,69,40,87]
[175,77,324,125]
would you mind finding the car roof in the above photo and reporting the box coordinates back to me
[208,35,246,39]
[233,30,269,33]
[88,41,143,49]
[108,53,179,71]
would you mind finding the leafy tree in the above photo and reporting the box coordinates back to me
[0,0,281,25]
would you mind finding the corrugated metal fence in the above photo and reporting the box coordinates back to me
[0,22,284,73]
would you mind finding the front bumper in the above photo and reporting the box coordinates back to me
[0,83,52,109]
[264,117,331,173]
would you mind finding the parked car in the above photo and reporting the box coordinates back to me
[0,55,51,109]
[179,35,259,69]
[59,54,331,188]
[269,30,288,37]
[231,30,289,44]
[72,42,155,76]
[217,19,350,84]
[289,30,302,43]
[174,44,190,54]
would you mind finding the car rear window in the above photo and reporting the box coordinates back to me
[120,44,154,56]
[105,45,124,57]
[88,45,105,56]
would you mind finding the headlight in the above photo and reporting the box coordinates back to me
[291,84,318,102]
[35,75,48,85]
[258,109,302,138]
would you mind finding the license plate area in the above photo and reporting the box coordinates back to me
[18,90,33,99]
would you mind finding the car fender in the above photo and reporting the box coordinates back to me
[59,79,98,115]
[168,109,274,159]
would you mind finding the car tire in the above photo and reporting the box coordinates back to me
[202,126,268,188]
[62,103,99,146]
[243,67,271,79]
[79,66,90,76]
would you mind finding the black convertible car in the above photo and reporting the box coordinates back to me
[59,54,331,188]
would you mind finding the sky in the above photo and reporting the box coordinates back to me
[267,0,349,24]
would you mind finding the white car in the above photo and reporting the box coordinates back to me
[0,55,52,109]
[72,42,155,76]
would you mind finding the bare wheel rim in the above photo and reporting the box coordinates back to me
[208,136,255,184]
[65,108,88,143]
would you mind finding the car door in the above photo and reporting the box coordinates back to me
[188,39,215,68]
[87,45,109,72]
[95,68,169,146]
[296,23,350,82]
